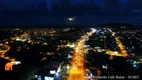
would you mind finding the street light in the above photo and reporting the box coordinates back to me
[114,51,118,55]
[90,28,97,33]
[67,65,70,69]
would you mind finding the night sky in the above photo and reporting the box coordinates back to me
[0,0,132,11]
[0,0,142,26]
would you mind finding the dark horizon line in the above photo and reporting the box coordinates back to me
[0,22,140,28]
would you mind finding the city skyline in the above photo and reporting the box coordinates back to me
[0,27,141,80]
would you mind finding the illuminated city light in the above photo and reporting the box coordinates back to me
[67,65,70,69]
[133,64,137,68]
[11,61,21,65]
[16,38,21,41]
[34,75,38,78]
[114,51,118,55]
[90,28,97,33]
[0,28,138,80]
[134,61,136,64]
[68,29,96,80]
[50,70,56,74]
[45,76,54,80]
[102,65,108,69]
[67,44,75,48]
[5,61,21,71]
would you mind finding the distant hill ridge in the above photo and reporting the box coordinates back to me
[97,22,137,27]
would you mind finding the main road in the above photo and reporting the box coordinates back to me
[85,28,129,59]
[56,28,129,80]
[68,28,96,80]
[106,29,129,59]
[0,44,21,71]
[0,44,16,61]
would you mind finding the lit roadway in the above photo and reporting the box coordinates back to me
[85,29,129,59]
[106,29,129,58]
[85,28,129,61]
[67,28,129,80]
[0,44,21,71]
[68,28,96,80]
[0,44,15,61]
